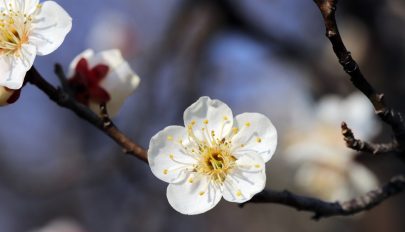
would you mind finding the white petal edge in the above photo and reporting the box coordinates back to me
[231,113,277,162]
[0,44,37,89]
[222,153,266,203]
[68,49,140,117]
[183,96,233,143]
[67,49,94,77]
[99,61,140,117]
[148,126,197,184]
[30,1,72,56]
[87,49,124,70]
[14,0,39,15]
[167,173,222,215]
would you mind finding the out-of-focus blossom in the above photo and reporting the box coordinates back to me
[148,96,277,215]
[0,0,72,89]
[86,11,137,57]
[284,92,379,201]
[0,86,21,106]
[29,218,86,232]
[67,49,140,117]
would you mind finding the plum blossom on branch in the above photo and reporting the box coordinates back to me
[25,60,405,219]
[148,97,277,214]
[12,0,404,220]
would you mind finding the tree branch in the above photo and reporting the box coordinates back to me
[26,67,148,163]
[313,0,405,155]
[20,0,405,219]
[243,175,405,220]
[25,67,405,220]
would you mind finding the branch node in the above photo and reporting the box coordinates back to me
[99,103,113,129]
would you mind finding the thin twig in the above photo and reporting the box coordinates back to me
[243,175,405,220]
[313,0,405,154]
[341,122,399,155]
[54,63,70,93]
[26,67,148,163]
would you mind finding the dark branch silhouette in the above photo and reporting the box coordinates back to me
[341,122,399,155]
[244,175,405,220]
[313,0,405,155]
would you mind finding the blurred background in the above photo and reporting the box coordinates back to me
[1,0,405,231]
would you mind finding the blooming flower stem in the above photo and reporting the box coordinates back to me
[23,65,405,219]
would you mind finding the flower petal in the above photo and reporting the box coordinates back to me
[167,173,222,215]
[100,61,140,117]
[293,163,346,201]
[13,0,39,14]
[82,49,140,117]
[89,86,110,104]
[348,163,378,196]
[148,126,197,184]
[29,1,72,56]
[24,0,39,14]
[184,96,233,143]
[0,44,36,89]
[68,49,94,77]
[222,153,266,203]
[231,113,277,162]
[86,49,124,70]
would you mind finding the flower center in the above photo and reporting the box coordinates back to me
[0,5,33,56]
[207,152,224,169]
[198,145,236,183]
[186,119,237,184]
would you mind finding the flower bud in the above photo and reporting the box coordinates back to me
[68,49,140,117]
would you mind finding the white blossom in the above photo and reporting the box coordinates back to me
[67,49,140,117]
[285,92,379,201]
[148,96,277,215]
[29,218,87,232]
[0,0,72,89]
